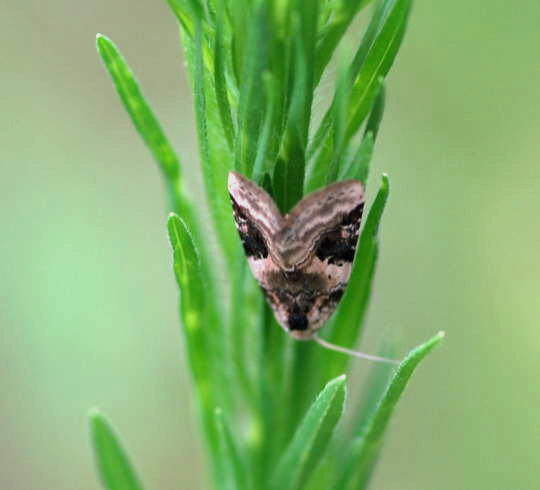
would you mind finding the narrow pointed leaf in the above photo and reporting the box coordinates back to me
[346,0,412,139]
[167,214,221,465]
[90,410,143,490]
[341,332,445,490]
[96,34,180,183]
[349,0,389,81]
[96,33,208,267]
[271,375,347,490]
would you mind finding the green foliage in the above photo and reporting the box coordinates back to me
[92,0,444,489]
[338,332,445,489]
[89,410,143,490]
[271,375,346,490]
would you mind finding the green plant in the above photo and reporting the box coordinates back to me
[91,0,444,488]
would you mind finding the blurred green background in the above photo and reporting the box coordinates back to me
[2,1,539,489]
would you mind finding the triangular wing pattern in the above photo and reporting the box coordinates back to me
[276,181,365,270]
[228,172,365,340]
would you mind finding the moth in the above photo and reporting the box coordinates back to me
[228,171,396,364]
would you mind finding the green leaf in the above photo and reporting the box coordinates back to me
[345,0,413,139]
[228,254,256,404]
[180,18,238,268]
[306,0,390,190]
[89,410,143,490]
[353,341,398,433]
[214,6,236,152]
[167,214,222,468]
[168,214,205,329]
[364,82,386,141]
[235,2,272,176]
[270,375,347,490]
[191,21,213,196]
[340,332,445,490]
[96,34,206,260]
[96,35,180,184]
[166,0,199,38]
[252,72,279,182]
[253,300,290,482]
[326,54,353,183]
[314,0,373,85]
[348,0,389,81]
[338,132,374,183]
[214,408,248,490]
[274,0,319,211]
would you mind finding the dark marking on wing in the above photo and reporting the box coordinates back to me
[230,194,269,259]
[342,202,364,225]
[328,288,344,302]
[315,203,364,265]
[315,230,356,263]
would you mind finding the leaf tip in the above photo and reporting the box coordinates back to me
[95,33,110,50]
[88,408,110,439]
[167,212,182,232]
[428,330,446,348]
[167,213,181,247]
[403,330,445,366]
[328,374,347,390]
[88,407,103,424]
[429,330,446,350]
[380,172,390,190]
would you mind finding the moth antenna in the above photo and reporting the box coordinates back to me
[313,335,400,365]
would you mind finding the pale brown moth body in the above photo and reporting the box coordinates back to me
[228,171,364,340]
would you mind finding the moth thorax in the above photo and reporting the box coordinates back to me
[282,268,301,282]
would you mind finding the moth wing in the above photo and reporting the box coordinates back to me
[228,171,282,250]
[276,180,365,269]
